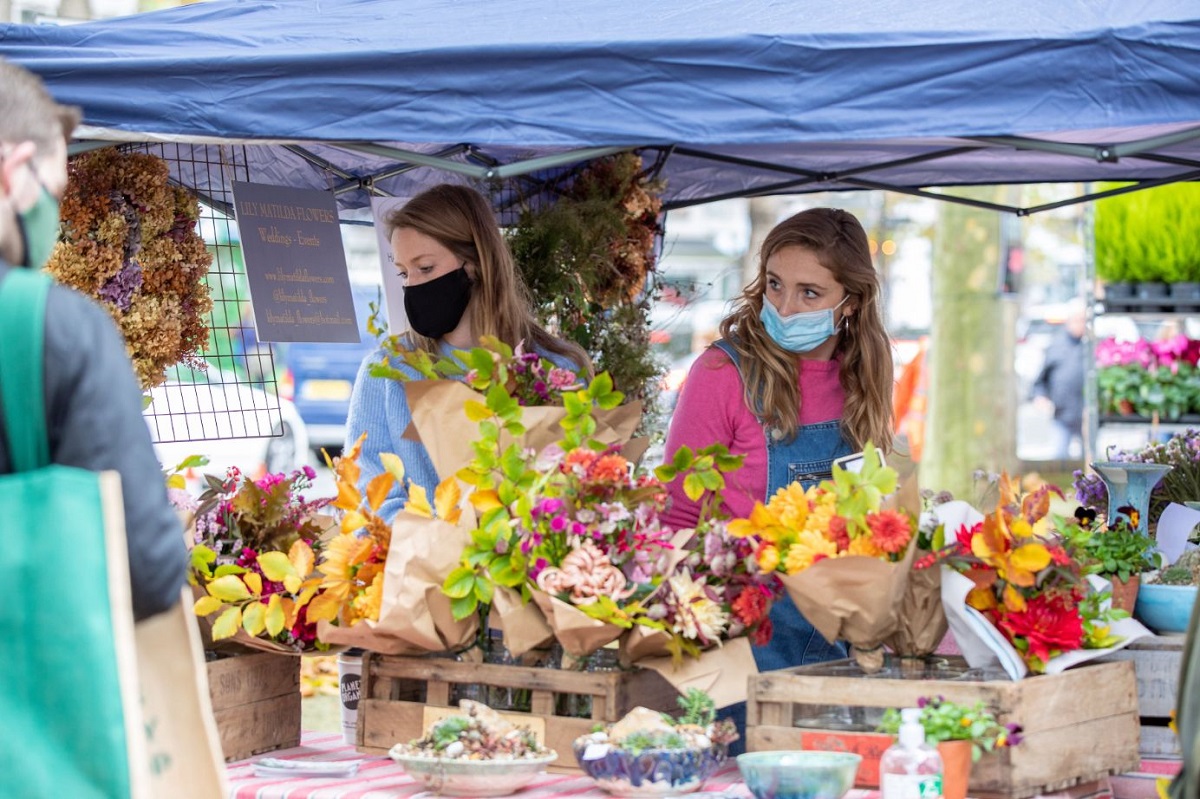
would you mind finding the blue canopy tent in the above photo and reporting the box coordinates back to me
[1,0,1199,216]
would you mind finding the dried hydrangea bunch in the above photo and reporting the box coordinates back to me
[48,148,212,389]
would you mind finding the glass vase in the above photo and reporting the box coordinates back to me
[1090,461,1173,533]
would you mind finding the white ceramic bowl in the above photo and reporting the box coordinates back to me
[388,748,558,797]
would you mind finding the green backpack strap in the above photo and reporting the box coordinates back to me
[0,268,52,472]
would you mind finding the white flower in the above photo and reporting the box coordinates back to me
[666,572,729,644]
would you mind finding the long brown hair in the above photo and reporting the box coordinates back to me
[718,207,894,450]
[385,184,591,374]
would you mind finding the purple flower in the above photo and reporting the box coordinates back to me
[97,260,144,312]
[303,465,317,480]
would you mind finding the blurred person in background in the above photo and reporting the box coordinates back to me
[1031,298,1086,460]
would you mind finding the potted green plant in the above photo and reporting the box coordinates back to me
[1097,363,1144,417]
[879,696,1021,799]
[1067,514,1161,613]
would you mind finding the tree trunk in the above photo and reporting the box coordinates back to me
[923,188,1019,499]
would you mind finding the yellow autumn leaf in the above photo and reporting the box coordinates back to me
[289,539,315,577]
[333,477,363,512]
[470,489,503,512]
[1002,582,1028,612]
[379,452,406,483]
[283,574,302,594]
[258,551,295,583]
[166,474,186,490]
[193,595,224,617]
[305,588,346,623]
[208,574,253,603]
[464,400,492,422]
[212,606,242,640]
[243,572,263,595]
[965,586,997,611]
[1008,543,1052,579]
[341,510,368,534]
[406,484,433,518]
[242,601,267,636]
[294,583,320,610]
[280,596,296,625]
[264,594,286,637]
[434,479,462,521]
[366,472,395,513]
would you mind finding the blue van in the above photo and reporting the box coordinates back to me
[271,283,387,457]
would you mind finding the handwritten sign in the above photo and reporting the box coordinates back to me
[232,181,359,343]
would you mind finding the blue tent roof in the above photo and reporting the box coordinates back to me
[3,0,1199,214]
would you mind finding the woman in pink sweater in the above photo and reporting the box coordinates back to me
[662,208,895,747]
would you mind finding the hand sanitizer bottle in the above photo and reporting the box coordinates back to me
[880,707,944,799]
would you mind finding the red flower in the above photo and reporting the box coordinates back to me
[956,522,982,552]
[996,593,1083,666]
[1048,546,1072,566]
[731,585,769,626]
[751,617,773,646]
[866,510,913,554]
[828,515,850,549]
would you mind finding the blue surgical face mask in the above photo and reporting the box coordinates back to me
[759,295,848,353]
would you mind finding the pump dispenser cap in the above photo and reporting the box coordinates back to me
[898,707,925,748]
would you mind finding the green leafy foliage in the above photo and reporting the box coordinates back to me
[1094,182,1200,284]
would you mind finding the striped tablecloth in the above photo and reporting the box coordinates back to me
[226,732,1151,799]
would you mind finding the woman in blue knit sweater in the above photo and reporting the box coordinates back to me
[345,184,590,520]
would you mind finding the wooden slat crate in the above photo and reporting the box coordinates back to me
[1099,634,1186,757]
[207,651,302,762]
[357,653,679,772]
[746,657,1141,799]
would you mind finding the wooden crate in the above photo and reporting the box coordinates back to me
[1099,634,1186,757]
[746,657,1141,799]
[207,652,302,762]
[357,653,680,772]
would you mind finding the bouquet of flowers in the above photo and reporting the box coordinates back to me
[925,475,1142,676]
[726,444,916,671]
[188,465,336,653]
[309,433,478,654]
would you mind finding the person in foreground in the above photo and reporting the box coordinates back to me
[662,207,894,747]
[0,58,185,621]
[345,184,590,520]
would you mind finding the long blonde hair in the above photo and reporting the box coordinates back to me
[385,184,591,374]
[718,207,894,450]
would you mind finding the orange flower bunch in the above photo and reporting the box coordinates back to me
[309,433,462,627]
[729,444,914,574]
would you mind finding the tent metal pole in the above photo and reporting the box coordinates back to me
[1020,168,1200,215]
[332,142,491,179]
[1110,125,1200,158]
[484,146,633,178]
[971,125,1200,163]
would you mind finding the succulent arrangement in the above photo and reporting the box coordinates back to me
[577,689,738,755]
[395,701,552,761]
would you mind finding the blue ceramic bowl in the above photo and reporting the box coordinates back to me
[737,751,861,799]
[1135,583,1198,634]
[573,741,727,797]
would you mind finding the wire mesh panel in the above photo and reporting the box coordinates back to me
[127,142,285,445]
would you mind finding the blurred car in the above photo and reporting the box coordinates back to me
[146,364,310,489]
[273,283,386,458]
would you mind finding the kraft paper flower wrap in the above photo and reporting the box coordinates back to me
[311,432,480,654]
[728,444,916,673]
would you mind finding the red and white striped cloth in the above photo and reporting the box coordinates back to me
[226,731,1171,799]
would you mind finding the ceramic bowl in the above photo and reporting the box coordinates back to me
[387,748,558,797]
[572,740,727,797]
[736,751,861,799]
[1135,583,1198,634]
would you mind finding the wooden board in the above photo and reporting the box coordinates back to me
[1098,634,1185,756]
[747,658,1141,799]
[357,653,681,773]
[206,652,301,762]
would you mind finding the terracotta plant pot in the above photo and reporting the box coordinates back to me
[1108,574,1140,615]
[937,740,974,799]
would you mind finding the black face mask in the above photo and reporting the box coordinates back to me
[403,265,473,339]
